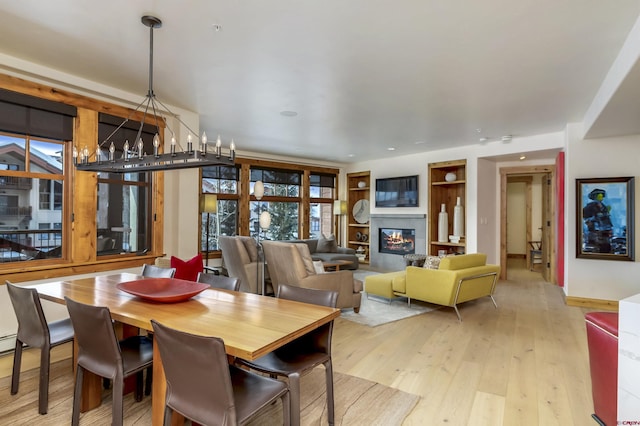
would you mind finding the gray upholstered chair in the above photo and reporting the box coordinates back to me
[141,263,176,278]
[218,235,263,293]
[6,281,75,415]
[236,284,338,426]
[262,241,362,312]
[196,272,241,291]
[151,319,290,426]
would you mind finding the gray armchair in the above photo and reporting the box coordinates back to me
[218,235,263,293]
[262,241,362,312]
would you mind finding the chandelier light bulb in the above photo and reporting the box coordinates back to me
[187,133,193,153]
[216,135,222,157]
[153,134,160,157]
[109,142,115,161]
[123,140,130,161]
[201,131,207,155]
[137,138,144,159]
[170,135,176,155]
[230,139,236,161]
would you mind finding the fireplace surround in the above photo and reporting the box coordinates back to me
[370,214,426,270]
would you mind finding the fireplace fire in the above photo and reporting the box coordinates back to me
[379,228,415,255]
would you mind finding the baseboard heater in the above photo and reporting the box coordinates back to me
[0,334,17,355]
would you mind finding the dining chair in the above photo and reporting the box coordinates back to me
[141,263,176,278]
[235,284,338,426]
[6,281,75,415]
[140,263,174,394]
[150,319,290,426]
[64,297,153,426]
[196,272,240,291]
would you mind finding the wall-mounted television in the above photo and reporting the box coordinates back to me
[375,175,419,207]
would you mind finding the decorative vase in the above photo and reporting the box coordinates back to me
[438,203,448,242]
[357,181,366,188]
[444,172,457,182]
[453,197,464,237]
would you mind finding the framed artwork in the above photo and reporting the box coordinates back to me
[576,177,634,261]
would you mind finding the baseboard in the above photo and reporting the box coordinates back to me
[565,296,618,311]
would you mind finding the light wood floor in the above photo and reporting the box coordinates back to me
[0,259,597,425]
[333,259,596,425]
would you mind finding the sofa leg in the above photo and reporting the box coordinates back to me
[354,307,360,313]
[490,295,498,309]
[454,305,462,322]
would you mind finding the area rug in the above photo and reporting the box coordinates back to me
[346,270,439,327]
[342,293,438,327]
[0,359,420,426]
[247,367,420,425]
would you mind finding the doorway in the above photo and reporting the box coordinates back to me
[500,165,555,282]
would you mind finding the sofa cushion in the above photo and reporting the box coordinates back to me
[423,256,441,270]
[439,253,487,270]
[293,243,316,275]
[312,260,326,274]
[171,254,204,281]
[237,236,259,262]
[316,234,338,253]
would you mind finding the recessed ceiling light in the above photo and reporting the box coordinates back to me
[280,110,298,117]
[520,155,526,160]
[212,24,223,32]
[387,147,395,151]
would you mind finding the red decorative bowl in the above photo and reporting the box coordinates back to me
[117,278,209,303]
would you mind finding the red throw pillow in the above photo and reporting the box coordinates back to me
[170,254,203,281]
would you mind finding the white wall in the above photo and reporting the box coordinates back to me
[565,123,640,300]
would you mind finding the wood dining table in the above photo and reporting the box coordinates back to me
[31,272,340,425]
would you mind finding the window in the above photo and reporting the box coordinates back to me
[201,165,240,251]
[251,168,301,241]
[95,114,155,255]
[0,89,75,264]
[0,133,66,262]
[309,173,336,239]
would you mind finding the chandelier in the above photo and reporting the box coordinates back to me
[74,15,236,173]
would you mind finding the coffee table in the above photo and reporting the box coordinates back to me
[322,259,353,271]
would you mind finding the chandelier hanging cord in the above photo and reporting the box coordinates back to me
[75,15,236,172]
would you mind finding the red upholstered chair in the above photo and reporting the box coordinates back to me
[585,311,618,426]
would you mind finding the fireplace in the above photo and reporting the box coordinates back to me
[379,228,416,255]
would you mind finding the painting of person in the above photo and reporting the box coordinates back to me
[580,181,631,256]
[582,188,614,253]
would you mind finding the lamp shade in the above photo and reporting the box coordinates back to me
[333,200,347,215]
[200,194,217,213]
[254,180,264,200]
[259,211,271,230]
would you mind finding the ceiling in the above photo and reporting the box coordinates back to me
[1,1,639,163]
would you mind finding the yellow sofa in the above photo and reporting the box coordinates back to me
[364,253,500,321]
